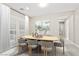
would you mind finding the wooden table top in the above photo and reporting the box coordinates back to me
[19,35,60,41]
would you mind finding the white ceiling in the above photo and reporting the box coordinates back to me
[4,3,79,17]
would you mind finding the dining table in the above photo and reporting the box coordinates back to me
[18,35,59,41]
[17,35,60,55]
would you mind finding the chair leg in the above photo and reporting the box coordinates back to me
[17,45,22,54]
[63,46,64,55]
[26,45,28,52]
[44,48,46,56]
[46,46,47,56]
[54,46,56,56]
[28,45,32,56]
[38,45,39,56]
[17,46,20,54]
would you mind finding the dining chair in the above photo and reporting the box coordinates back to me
[27,39,38,56]
[53,37,64,55]
[17,38,28,54]
[38,41,54,56]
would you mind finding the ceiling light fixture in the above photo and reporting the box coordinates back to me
[39,3,48,8]
[26,7,29,10]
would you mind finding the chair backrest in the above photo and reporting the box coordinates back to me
[27,39,38,45]
[60,35,64,41]
[18,38,26,43]
[45,41,54,47]
[38,41,53,48]
[60,36,64,46]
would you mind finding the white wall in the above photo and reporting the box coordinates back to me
[29,11,74,36]
[0,4,10,52]
[61,10,79,46]
[0,4,2,52]
[65,15,74,42]
[29,16,59,36]
[74,10,79,45]
[25,16,29,35]
[64,10,79,46]
[65,18,69,40]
